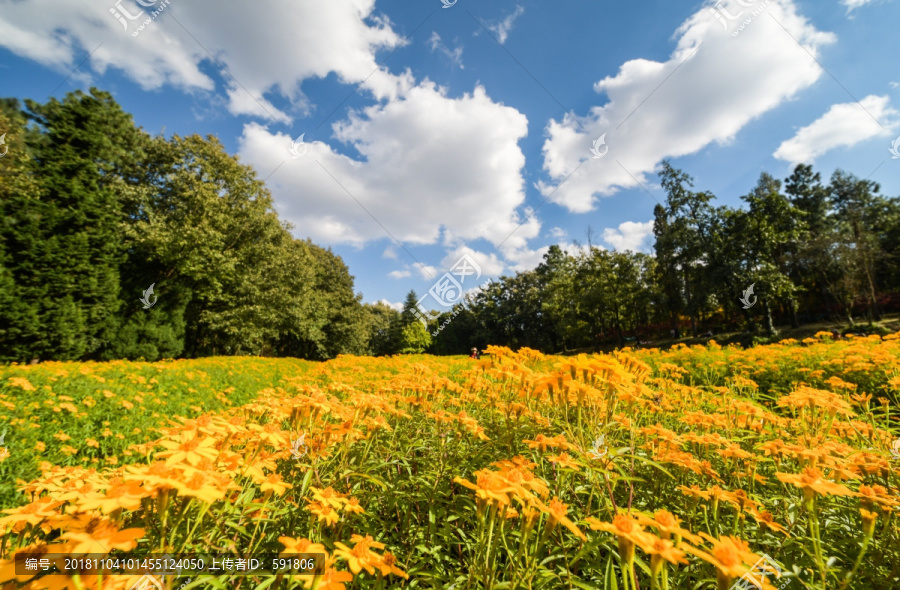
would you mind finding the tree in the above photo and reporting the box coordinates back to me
[829,171,883,324]
[0,103,43,362]
[398,320,431,354]
[735,173,805,335]
[6,89,143,360]
[362,302,401,356]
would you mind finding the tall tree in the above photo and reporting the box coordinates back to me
[14,89,142,360]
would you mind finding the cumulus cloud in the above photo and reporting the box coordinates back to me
[773,95,899,164]
[239,81,536,254]
[440,247,505,279]
[388,270,412,279]
[538,0,835,213]
[0,0,405,122]
[603,221,655,253]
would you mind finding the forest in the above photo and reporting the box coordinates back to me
[1,88,899,362]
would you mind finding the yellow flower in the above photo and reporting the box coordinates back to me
[278,537,327,557]
[306,501,340,526]
[156,433,219,466]
[332,534,386,576]
[260,473,292,496]
[60,523,145,554]
[776,467,854,503]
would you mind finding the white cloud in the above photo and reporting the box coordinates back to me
[414,264,438,280]
[429,32,464,69]
[603,221,655,253]
[773,95,899,165]
[538,0,836,213]
[841,0,882,12]
[549,227,568,240]
[440,247,505,278]
[0,0,405,122]
[376,299,404,312]
[505,245,550,273]
[388,270,412,279]
[487,6,525,44]
[239,81,536,255]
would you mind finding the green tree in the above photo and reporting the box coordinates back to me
[735,173,805,335]
[398,320,431,354]
[8,89,142,360]
[0,103,43,361]
[362,302,401,356]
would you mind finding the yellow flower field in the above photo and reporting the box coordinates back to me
[1,333,899,589]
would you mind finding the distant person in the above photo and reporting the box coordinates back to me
[470,347,480,359]
[831,329,841,339]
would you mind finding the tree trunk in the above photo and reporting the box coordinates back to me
[764,300,777,336]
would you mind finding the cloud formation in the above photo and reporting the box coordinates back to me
[539,0,835,213]
[773,95,898,165]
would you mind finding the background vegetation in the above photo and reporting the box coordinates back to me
[1,336,898,589]
[2,89,900,363]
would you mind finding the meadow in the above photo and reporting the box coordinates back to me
[0,333,898,589]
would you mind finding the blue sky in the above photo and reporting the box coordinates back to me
[1,0,898,311]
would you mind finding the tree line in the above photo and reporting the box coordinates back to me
[2,88,898,361]
[0,89,387,362]
[425,162,900,354]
